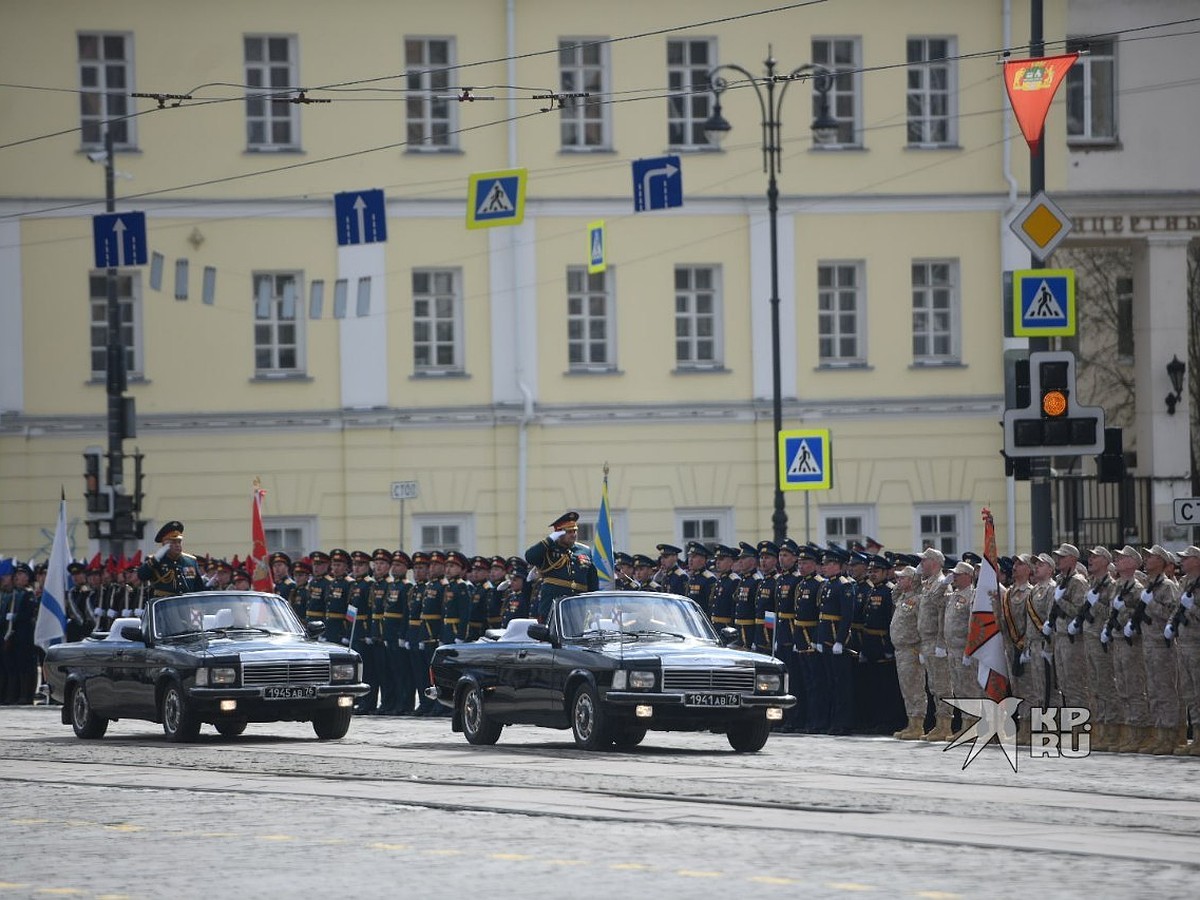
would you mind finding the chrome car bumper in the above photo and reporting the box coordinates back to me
[604,691,797,708]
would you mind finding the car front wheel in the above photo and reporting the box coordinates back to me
[460,684,502,746]
[214,719,247,738]
[611,724,647,749]
[312,707,353,740]
[160,682,201,743]
[70,684,108,740]
[570,683,610,751]
[727,715,771,753]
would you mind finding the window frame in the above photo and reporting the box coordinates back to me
[263,516,317,563]
[905,36,957,148]
[666,37,717,151]
[567,265,616,372]
[914,503,970,557]
[575,508,629,557]
[1066,37,1117,145]
[252,270,306,377]
[910,258,961,365]
[89,270,142,381]
[413,514,473,554]
[819,505,876,548]
[77,31,136,150]
[558,37,612,151]
[676,507,735,550]
[817,260,866,367]
[243,34,301,151]
[404,36,458,151]
[811,36,861,148]
[673,264,724,371]
[412,267,465,375]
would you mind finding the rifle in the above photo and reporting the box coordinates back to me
[1170,577,1198,634]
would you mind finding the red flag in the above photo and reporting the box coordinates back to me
[1003,54,1077,153]
[249,479,273,592]
[966,508,1010,702]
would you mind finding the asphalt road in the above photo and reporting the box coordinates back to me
[1,706,1198,899]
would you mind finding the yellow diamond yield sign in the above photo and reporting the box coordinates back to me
[1010,191,1073,258]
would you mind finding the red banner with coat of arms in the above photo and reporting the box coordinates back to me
[249,478,273,592]
[1003,54,1078,153]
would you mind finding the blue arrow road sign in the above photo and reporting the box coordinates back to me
[92,212,147,268]
[632,155,682,212]
[334,189,388,246]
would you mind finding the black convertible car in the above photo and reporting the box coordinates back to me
[427,591,796,752]
[43,591,369,742]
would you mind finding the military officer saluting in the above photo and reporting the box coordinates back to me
[138,521,205,597]
[525,512,598,622]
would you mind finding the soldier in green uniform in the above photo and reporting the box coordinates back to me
[442,552,472,643]
[487,556,509,630]
[382,551,412,716]
[710,545,740,631]
[654,544,689,595]
[305,551,332,632]
[271,552,295,601]
[138,522,206,598]
[407,552,433,715]
[323,549,353,645]
[418,551,448,715]
[683,541,718,617]
[290,557,312,623]
[525,512,599,622]
[500,559,532,625]
[632,555,657,591]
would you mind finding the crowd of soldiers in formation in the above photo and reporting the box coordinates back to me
[3,533,1199,758]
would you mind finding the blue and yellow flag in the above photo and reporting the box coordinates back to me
[593,466,615,590]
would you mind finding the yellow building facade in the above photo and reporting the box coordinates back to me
[2,0,1090,561]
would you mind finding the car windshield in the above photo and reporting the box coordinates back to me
[557,593,716,641]
[151,593,303,639]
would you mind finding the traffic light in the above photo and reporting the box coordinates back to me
[1002,351,1105,457]
[1095,427,1127,483]
[82,445,111,517]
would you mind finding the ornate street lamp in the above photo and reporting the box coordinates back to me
[703,50,838,543]
[1165,354,1187,415]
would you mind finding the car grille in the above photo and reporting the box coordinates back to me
[661,668,756,693]
[241,661,330,687]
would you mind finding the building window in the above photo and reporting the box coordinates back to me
[906,37,956,147]
[911,259,959,364]
[674,265,722,369]
[414,515,472,553]
[916,504,968,556]
[667,38,715,149]
[253,272,304,375]
[405,38,455,149]
[576,509,629,555]
[559,39,610,150]
[1116,275,1134,361]
[1066,38,1116,143]
[676,508,734,550]
[413,268,463,374]
[817,262,865,365]
[811,37,860,147]
[567,267,615,371]
[78,33,135,149]
[89,271,141,379]
[263,517,317,562]
[821,506,874,548]
[244,35,299,150]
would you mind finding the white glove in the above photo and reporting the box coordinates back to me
[1100,628,1110,645]
[1054,586,1066,601]
[814,642,824,654]
[1067,619,1079,636]
[1123,622,1134,640]
[549,529,567,541]
[1019,650,1031,664]
[962,655,971,666]
[939,573,951,585]
[454,637,464,643]
[340,638,350,646]
[1041,650,1053,663]
[1165,623,1176,641]
[4,612,12,621]
[121,609,131,617]
[107,609,119,618]
[363,637,374,645]
[400,640,409,650]
[832,642,843,655]
[1181,592,1194,610]
[1140,590,1153,604]
[1112,597,1125,611]
[918,652,926,665]
[155,545,169,561]
[1085,590,1099,606]
[1041,621,1053,637]
[934,646,947,658]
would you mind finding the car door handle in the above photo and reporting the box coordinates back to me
[517,650,529,659]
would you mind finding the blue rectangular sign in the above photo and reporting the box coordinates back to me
[334,189,388,246]
[92,212,148,268]
[632,155,682,212]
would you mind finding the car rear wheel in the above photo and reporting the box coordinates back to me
[160,682,201,743]
[69,684,108,740]
[214,719,247,738]
[570,683,610,751]
[312,707,353,740]
[460,684,502,746]
[611,725,647,749]
[727,715,771,753]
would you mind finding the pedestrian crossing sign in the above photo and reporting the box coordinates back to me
[1013,268,1075,336]
[779,428,832,491]
[466,168,527,230]
[587,220,606,274]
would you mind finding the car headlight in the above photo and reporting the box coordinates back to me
[755,673,782,694]
[210,667,237,686]
[331,663,357,683]
[628,670,656,690]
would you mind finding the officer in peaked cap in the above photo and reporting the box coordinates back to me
[138,521,205,598]
[499,556,532,626]
[614,552,637,589]
[632,554,658,590]
[817,545,856,734]
[270,551,296,604]
[525,511,598,622]
[683,541,718,618]
[655,543,688,595]
[708,545,740,631]
[323,549,353,646]
[731,543,761,647]
[305,550,332,631]
[753,541,779,651]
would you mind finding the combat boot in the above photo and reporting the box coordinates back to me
[921,715,952,742]
[893,716,923,740]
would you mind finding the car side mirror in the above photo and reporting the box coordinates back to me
[527,623,552,643]
[719,627,739,646]
[306,621,326,638]
[120,625,145,643]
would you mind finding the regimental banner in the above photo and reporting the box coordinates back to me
[1003,54,1078,152]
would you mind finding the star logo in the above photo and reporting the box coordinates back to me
[944,696,1022,772]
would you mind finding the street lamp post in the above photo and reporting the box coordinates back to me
[703,50,838,544]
